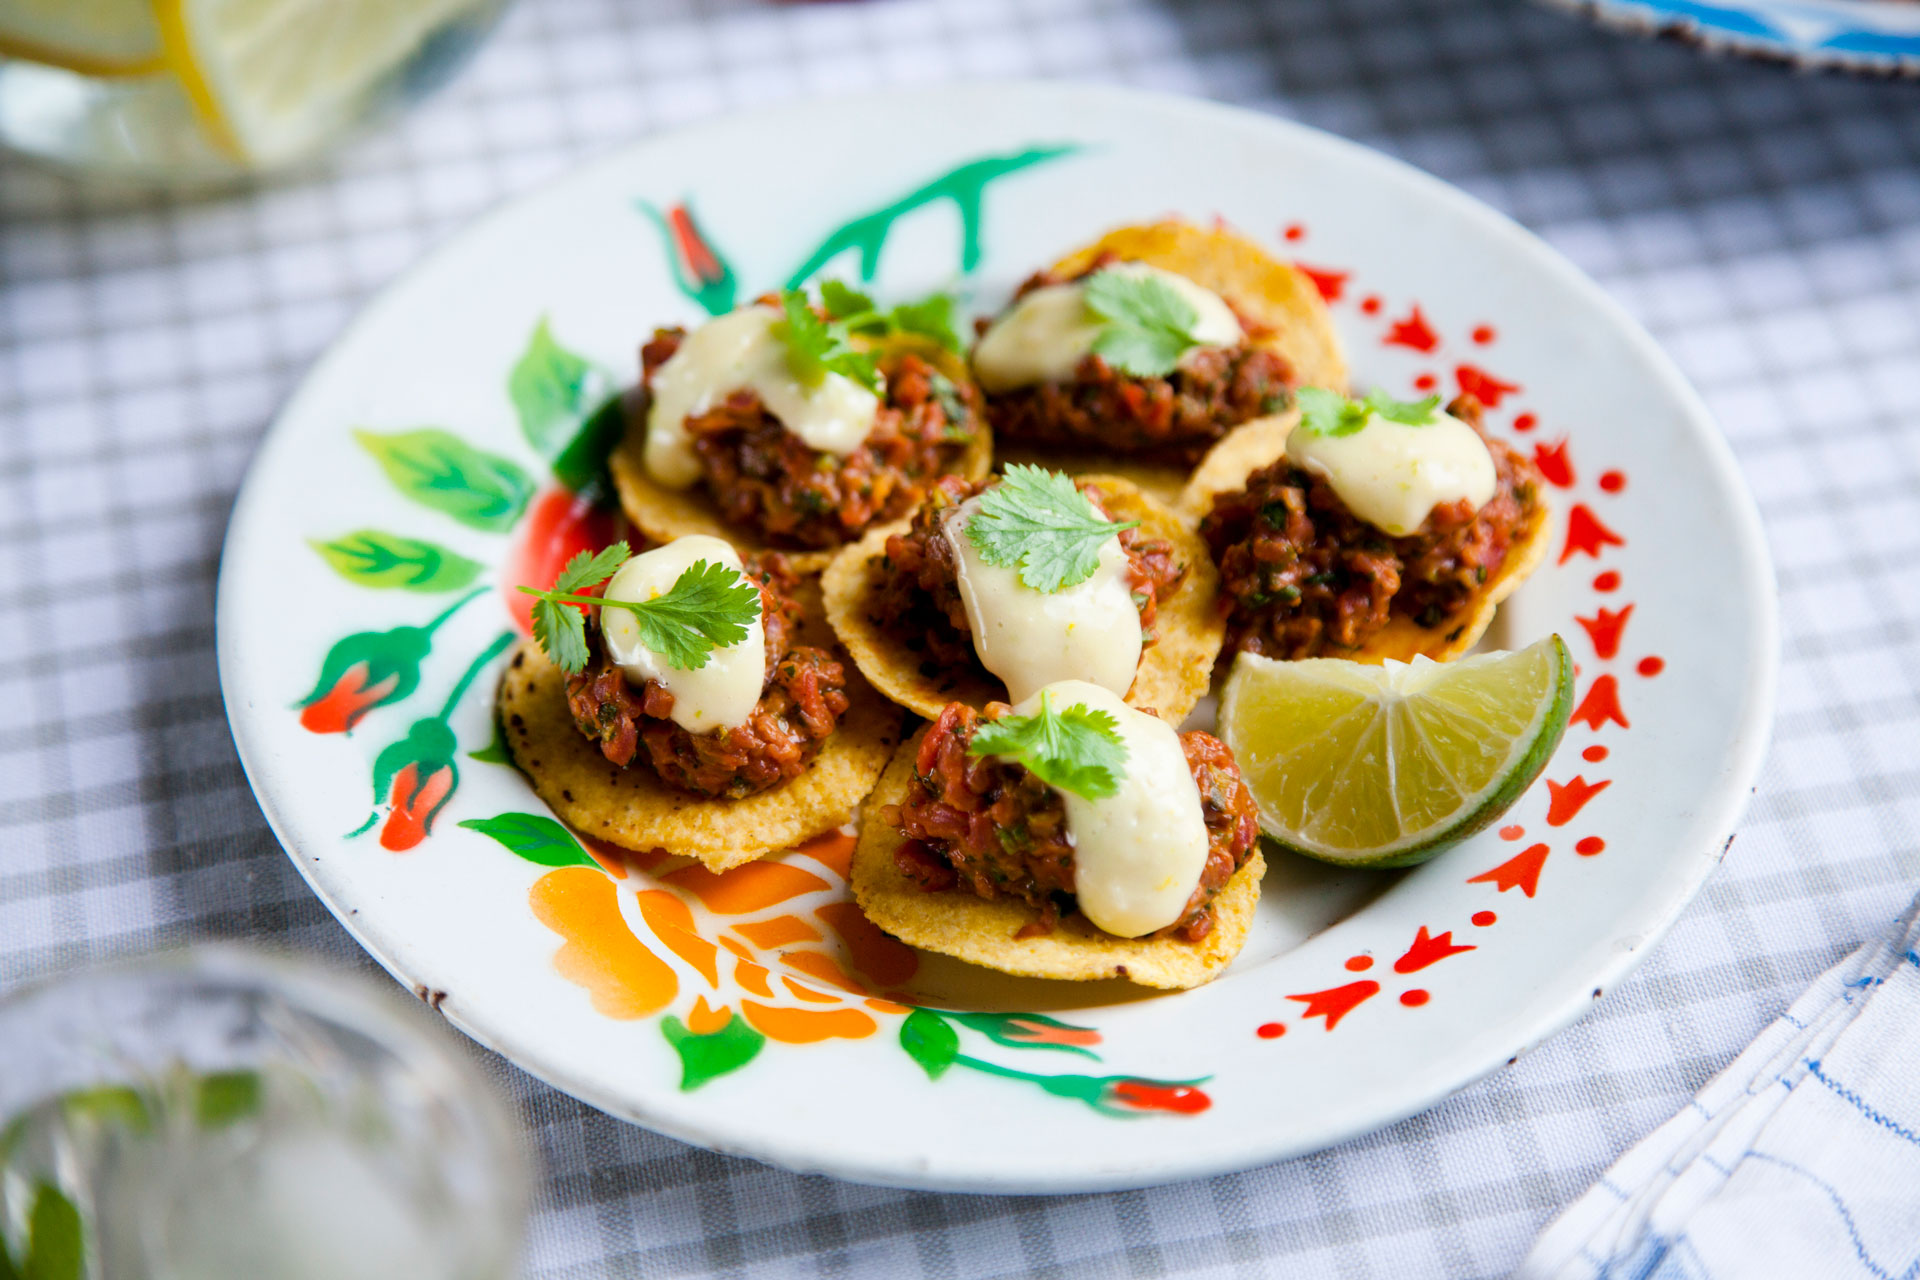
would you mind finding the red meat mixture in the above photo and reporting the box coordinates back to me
[1199,397,1541,659]
[563,553,849,798]
[979,254,1295,463]
[884,702,1259,943]
[640,326,983,549]
[866,474,1187,675]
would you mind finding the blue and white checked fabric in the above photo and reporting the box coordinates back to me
[1521,892,1920,1279]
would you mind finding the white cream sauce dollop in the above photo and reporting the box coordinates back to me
[600,535,764,733]
[1286,405,1497,537]
[643,305,882,489]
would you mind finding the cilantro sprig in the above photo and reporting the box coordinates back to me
[819,280,966,354]
[1295,386,1442,438]
[964,464,1139,594]
[1084,268,1208,378]
[517,541,761,675]
[775,290,882,393]
[968,690,1130,801]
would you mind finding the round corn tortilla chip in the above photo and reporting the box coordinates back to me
[609,334,992,574]
[978,219,1347,497]
[821,474,1225,722]
[498,592,904,870]
[1179,414,1554,664]
[851,727,1264,991]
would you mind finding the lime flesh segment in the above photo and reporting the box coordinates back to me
[1219,635,1574,867]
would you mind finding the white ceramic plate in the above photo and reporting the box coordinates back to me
[218,83,1777,1193]
[1540,0,1920,76]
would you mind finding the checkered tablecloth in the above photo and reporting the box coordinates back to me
[4,0,1919,1275]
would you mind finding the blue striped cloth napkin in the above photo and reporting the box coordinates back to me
[1518,892,1920,1279]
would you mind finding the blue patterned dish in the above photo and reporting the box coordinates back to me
[1543,0,1920,74]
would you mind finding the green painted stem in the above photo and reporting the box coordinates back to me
[436,631,515,720]
[423,586,486,634]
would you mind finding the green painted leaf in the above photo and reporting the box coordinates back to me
[899,1008,959,1080]
[468,720,512,764]
[509,318,597,456]
[458,812,593,867]
[309,531,482,593]
[354,429,534,533]
[550,393,627,501]
[661,1013,765,1090]
[22,1182,81,1280]
[195,1070,261,1127]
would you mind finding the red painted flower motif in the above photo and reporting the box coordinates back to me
[1003,1018,1102,1049]
[299,661,401,734]
[379,761,456,852]
[1105,1080,1212,1115]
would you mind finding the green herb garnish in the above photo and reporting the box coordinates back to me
[517,541,760,674]
[819,280,966,354]
[776,290,882,392]
[964,464,1139,593]
[1084,267,1206,377]
[1295,386,1443,438]
[968,689,1130,801]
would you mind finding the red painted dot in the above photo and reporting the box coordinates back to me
[1594,571,1621,592]
[1583,744,1609,763]
[1599,470,1626,493]
[1283,223,1306,242]
[1471,910,1497,927]
[1360,296,1381,315]
[1257,1022,1286,1039]
[1400,989,1430,1007]
[1638,656,1665,677]
[1513,412,1537,432]
[1414,373,1437,391]
[1345,954,1374,972]
[1499,824,1524,841]
[1576,836,1605,856]
[1472,325,1496,345]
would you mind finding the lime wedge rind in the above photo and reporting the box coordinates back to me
[1220,636,1574,868]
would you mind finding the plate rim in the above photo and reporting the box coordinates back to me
[216,79,1780,1192]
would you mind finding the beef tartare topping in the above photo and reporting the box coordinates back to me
[871,470,1187,699]
[887,682,1259,941]
[563,549,851,798]
[638,296,983,550]
[1202,395,1538,659]
[644,301,882,489]
[973,263,1243,392]
[975,259,1295,461]
[599,535,765,732]
[1285,387,1496,537]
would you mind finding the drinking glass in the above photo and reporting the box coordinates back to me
[0,0,509,183]
[0,947,532,1279]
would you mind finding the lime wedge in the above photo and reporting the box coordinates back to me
[1219,636,1573,867]
[0,0,162,75]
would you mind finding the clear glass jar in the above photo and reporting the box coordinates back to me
[0,0,509,183]
[0,947,532,1279]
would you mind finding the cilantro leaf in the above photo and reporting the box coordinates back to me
[1295,386,1443,438]
[967,690,1130,801]
[525,541,631,674]
[1295,386,1371,438]
[1362,388,1442,424]
[553,541,630,596]
[964,464,1138,593]
[610,558,761,671]
[820,279,875,320]
[816,281,966,354]
[1084,268,1204,377]
[776,290,882,393]
[516,542,760,674]
[887,293,965,353]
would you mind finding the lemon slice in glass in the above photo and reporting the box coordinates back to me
[1219,636,1574,868]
